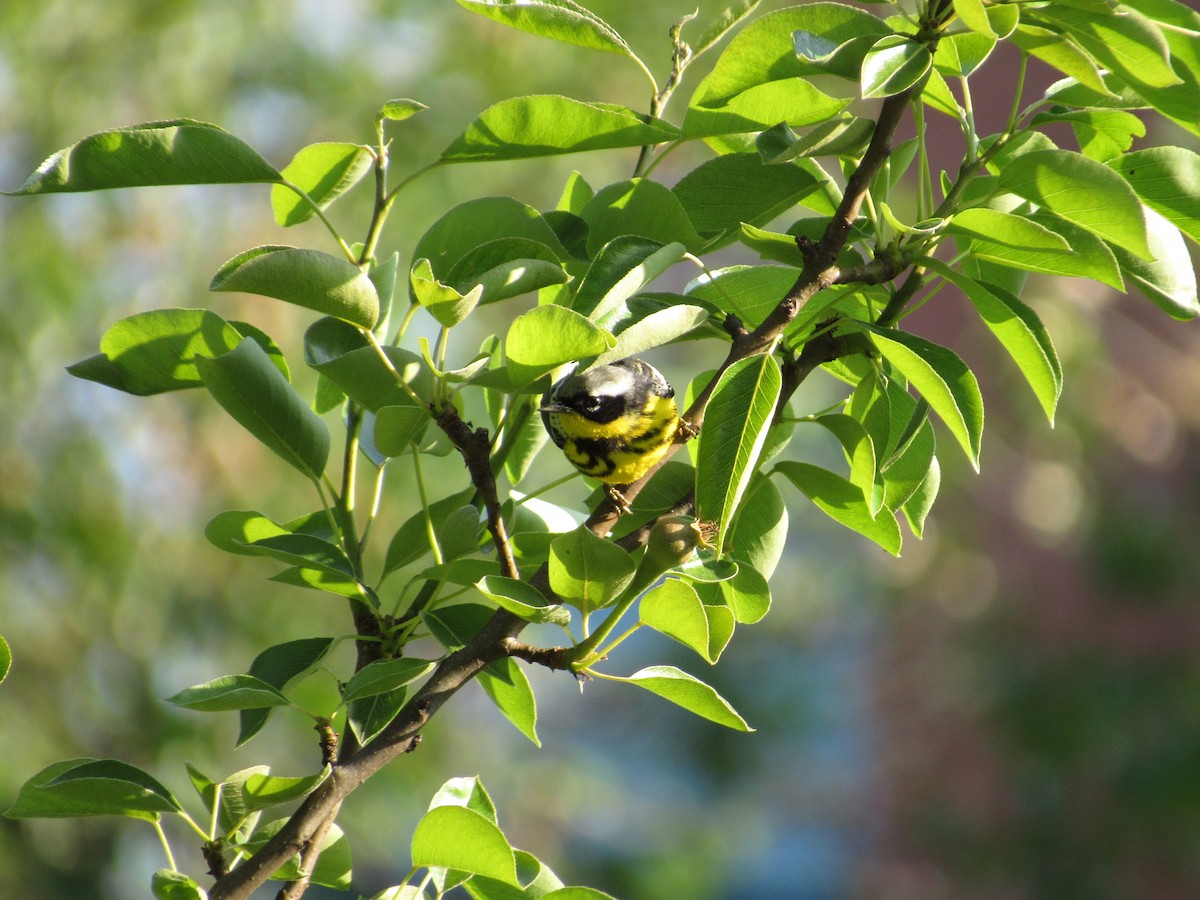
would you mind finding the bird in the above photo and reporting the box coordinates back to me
[540,357,691,513]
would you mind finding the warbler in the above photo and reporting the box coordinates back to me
[540,357,687,511]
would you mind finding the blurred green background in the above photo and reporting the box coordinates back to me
[2,2,1199,898]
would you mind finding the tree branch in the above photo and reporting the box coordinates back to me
[208,9,951,891]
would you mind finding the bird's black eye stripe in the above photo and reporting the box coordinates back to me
[569,393,626,423]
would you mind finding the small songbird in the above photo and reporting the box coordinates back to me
[540,357,686,512]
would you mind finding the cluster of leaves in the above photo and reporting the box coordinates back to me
[3,0,1198,897]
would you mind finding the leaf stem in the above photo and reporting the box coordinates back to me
[359,461,387,552]
[279,178,356,262]
[152,818,178,871]
[596,620,644,659]
[365,328,426,406]
[413,448,443,567]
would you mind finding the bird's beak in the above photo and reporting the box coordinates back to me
[539,401,569,414]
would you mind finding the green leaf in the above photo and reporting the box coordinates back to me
[684,78,848,138]
[594,305,709,367]
[505,305,613,387]
[347,688,410,747]
[903,455,941,538]
[572,238,687,326]
[945,208,1071,253]
[413,197,568,287]
[430,775,498,823]
[0,633,9,686]
[239,637,335,746]
[612,666,753,731]
[581,179,706,256]
[423,604,495,652]
[7,119,279,194]
[704,2,886,95]
[383,488,476,577]
[304,317,430,411]
[1030,5,1181,91]
[726,476,788,582]
[953,0,995,36]
[165,674,291,712]
[685,264,808,327]
[373,405,432,457]
[864,325,984,469]
[410,257,484,328]
[234,767,330,816]
[549,526,637,614]
[693,0,762,57]
[270,566,370,601]
[204,510,305,556]
[542,890,618,900]
[790,6,893,78]
[1032,108,1146,163]
[479,659,540,747]
[671,153,820,246]
[1010,24,1113,96]
[66,308,246,396]
[998,149,1152,261]
[1108,147,1200,245]
[757,117,876,163]
[455,0,631,55]
[774,461,902,555]
[964,210,1124,289]
[197,338,330,479]
[861,35,933,98]
[463,849,570,899]
[444,238,568,305]
[695,354,782,555]
[378,97,428,123]
[442,96,677,162]
[272,142,372,227]
[245,533,357,580]
[210,245,379,329]
[342,659,437,703]
[152,869,208,900]
[1109,206,1199,319]
[640,579,715,662]
[411,806,519,885]
[684,4,860,136]
[812,413,878,502]
[5,759,182,821]
[848,377,936,514]
[476,575,570,626]
[934,30,997,77]
[716,560,772,624]
[925,259,1063,421]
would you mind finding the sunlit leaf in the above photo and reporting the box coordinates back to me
[774,461,902,555]
[998,149,1152,260]
[272,142,372,227]
[197,338,330,479]
[864,325,984,469]
[455,0,632,55]
[925,259,1063,421]
[210,245,379,329]
[6,759,182,821]
[411,806,519,885]
[695,354,782,554]
[7,119,279,194]
[442,96,677,162]
[611,666,753,731]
